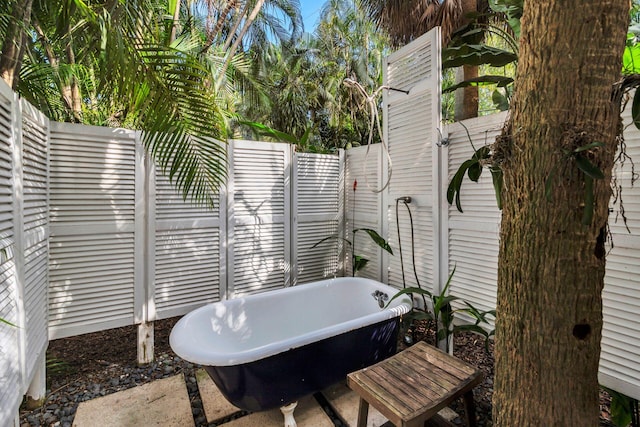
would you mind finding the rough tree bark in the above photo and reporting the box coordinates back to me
[0,0,34,89]
[454,0,479,121]
[493,1,630,426]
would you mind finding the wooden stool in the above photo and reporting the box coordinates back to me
[347,341,483,427]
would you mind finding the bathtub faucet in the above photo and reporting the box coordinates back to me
[372,290,389,308]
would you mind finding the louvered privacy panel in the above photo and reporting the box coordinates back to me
[228,140,291,296]
[48,123,143,339]
[292,151,343,284]
[345,145,384,280]
[445,114,506,319]
[599,102,640,400]
[19,101,49,386]
[153,165,223,319]
[0,77,21,426]
[383,28,443,291]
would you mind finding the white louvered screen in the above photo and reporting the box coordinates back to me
[292,151,342,285]
[383,28,442,291]
[20,101,49,384]
[345,145,384,280]
[0,78,21,426]
[153,166,222,319]
[599,101,640,400]
[228,140,290,296]
[445,114,506,320]
[48,123,139,338]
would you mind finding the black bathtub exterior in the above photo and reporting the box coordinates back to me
[203,317,401,411]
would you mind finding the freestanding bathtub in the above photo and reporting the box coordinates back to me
[170,277,411,414]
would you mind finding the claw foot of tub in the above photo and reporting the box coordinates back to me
[280,402,298,427]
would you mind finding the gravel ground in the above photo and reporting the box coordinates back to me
[19,317,615,427]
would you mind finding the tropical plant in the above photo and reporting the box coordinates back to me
[312,179,393,275]
[605,387,640,427]
[1,0,231,208]
[388,266,495,353]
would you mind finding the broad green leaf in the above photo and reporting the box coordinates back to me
[489,0,523,37]
[443,76,514,93]
[467,162,482,182]
[447,159,477,212]
[472,145,491,161]
[354,228,393,254]
[576,155,605,180]
[442,44,518,69]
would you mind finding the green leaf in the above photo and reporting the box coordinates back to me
[310,235,352,249]
[632,91,640,130]
[490,166,503,209]
[576,155,605,180]
[447,159,477,212]
[354,228,393,255]
[454,324,490,337]
[472,145,492,161]
[443,76,514,93]
[582,176,595,226]
[573,141,604,153]
[386,286,433,307]
[238,120,298,144]
[492,88,510,111]
[608,389,634,427]
[442,44,518,69]
[623,42,640,75]
[353,255,369,274]
[488,0,523,37]
[467,162,482,182]
[0,317,17,327]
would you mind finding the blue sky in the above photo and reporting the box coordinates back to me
[300,0,325,33]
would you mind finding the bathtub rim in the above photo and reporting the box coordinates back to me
[169,277,412,366]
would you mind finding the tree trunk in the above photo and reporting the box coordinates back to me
[453,0,479,120]
[454,64,478,120]
[493,1,629,426]
[201,0,237,54]
[216,0,265,89]
[0,0,34,88]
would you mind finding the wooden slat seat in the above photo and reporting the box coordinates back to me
[347,341,483,427]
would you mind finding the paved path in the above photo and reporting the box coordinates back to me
[72,369,394,426]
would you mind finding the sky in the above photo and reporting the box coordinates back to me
[300,0,325,33]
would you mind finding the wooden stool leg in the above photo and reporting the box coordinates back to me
[462,391,477,427]
[357,398,370,427]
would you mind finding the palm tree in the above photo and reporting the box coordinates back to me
[2,0,229,208]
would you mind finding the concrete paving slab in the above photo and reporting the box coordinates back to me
[196,368,241,422]
[72,375,193,427]
[322,381,389,427]
[219,395,332,427]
